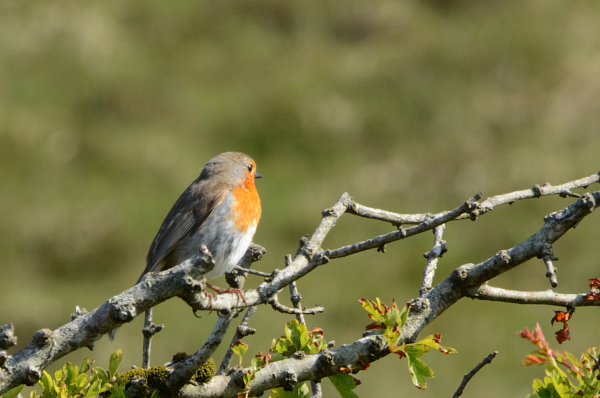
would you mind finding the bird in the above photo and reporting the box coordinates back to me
[109,151,262,341]
[142,151,262,283]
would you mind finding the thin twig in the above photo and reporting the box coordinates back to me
[452,351,498,398]
[165,310,239,393]
[269,295,324,315]
[218,306,257,375]
[420,224,447,296]
[326,193,480,260]
[541,243,559,288]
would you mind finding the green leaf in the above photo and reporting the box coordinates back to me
[407,353,434,390]
[285,321,309,351]
[532,377,560,398]
[405,343,430,358]
[40,370,54,392]
[0,385,24,398]
[274,337,294,356]
[328,374,360,398]
[109,350,123,378]
[270,381,311,398]
[551,374,573,398]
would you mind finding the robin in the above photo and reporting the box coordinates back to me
[109,151,262,340]
[142,151,262,283]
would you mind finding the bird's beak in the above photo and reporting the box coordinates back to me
[255,172,263,179]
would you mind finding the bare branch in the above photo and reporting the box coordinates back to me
[467,285,600,307]
[269,295,325,315]
[347,172,600,224]
[399,191,600,343]
[218,306,258,375]
[180,335,389,397]
[0,253,215,392]
[540,243,559,288]
[165,310,239,393]
[420,224,447,295]
[326,193,480,259]
[452,351,498,398]
[476,172,599,213]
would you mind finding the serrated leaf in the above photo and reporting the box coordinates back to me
[328,373,360,398]
[407,354,434,390]
[109,349,123,377]
[54,368,64,382]
[83,379,102,397]
[40,370,54,391]
[532,377,559,398]
[405,343,430,358]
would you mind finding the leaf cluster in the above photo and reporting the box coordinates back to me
[520,324,600,397]
[359,298,457,390]
[0,350,216,398]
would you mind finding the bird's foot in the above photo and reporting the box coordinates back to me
[206,283,247,304]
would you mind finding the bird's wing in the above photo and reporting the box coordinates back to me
[142,178,227,276]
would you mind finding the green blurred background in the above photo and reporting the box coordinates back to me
[1,1,599,396]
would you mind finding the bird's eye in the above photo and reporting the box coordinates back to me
[247,163,253,172]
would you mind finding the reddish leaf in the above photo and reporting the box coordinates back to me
[589,277,600,289]
[390,345,406,358]
[551,310,573,324]
[365,322,384,330]
[354,361,370,371]
[555,323,570,344]
[310,327,324,336]
[583,292,600,301]
[353,376,361,386]
[339,366,352,374]
[523,354,546,365]
[519,324,549,351]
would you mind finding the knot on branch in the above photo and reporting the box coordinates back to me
[142,323,164,339]
[496,250,511,265]
[236,325,256,338]
[312,251,330,265]
[453,264,472,282]
[108,297,137,323]
[0,324,17,350]
[466,192,483,220]
[581,192,597,212]
[280,370,298,391]
[532,183,548,197]
[190,246,216,275]
[70,306,88,321]
[33,329,52,347]
[316,350,335,372]
[184,276,203,292]
[408,297,430,313]
[25,365,42,386]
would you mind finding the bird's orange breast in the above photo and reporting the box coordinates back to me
[232,175,261,232]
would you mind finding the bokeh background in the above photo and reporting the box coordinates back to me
[1,1,599,396]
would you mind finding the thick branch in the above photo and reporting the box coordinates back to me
[0,253,216,392]
[179,335,389,398]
